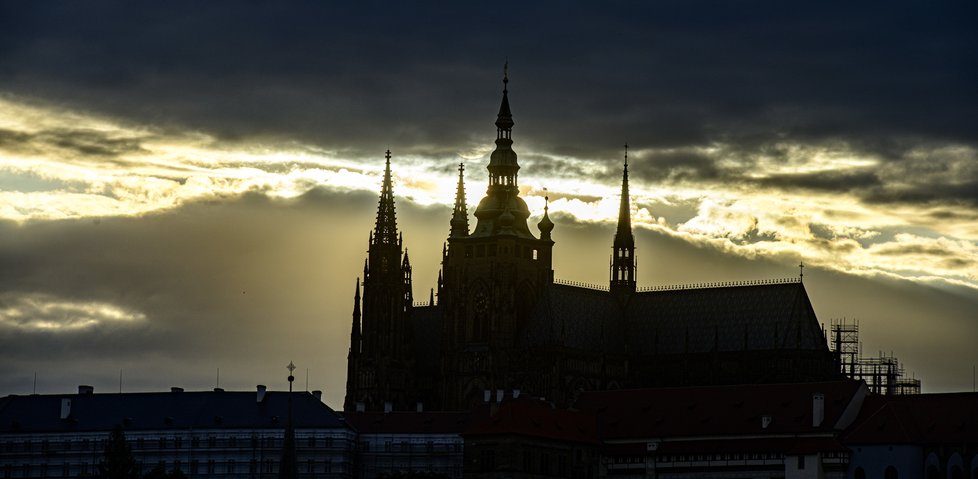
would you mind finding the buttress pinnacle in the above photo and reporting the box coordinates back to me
[450,162,470,237]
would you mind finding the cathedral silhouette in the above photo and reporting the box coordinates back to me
[344,70,837,413]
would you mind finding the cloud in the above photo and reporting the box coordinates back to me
[0,292,146,331]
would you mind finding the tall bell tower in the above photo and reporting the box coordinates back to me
[344,150,416,412]
[439,65,555,409]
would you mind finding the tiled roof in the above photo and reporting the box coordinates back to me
[462,398,599,445]
[345,411,471,434]
[523,284,624,352]
[523,281,828,355]
[575,380,865,440]
[844,392,978,444]
[626,282,826,354]
[0,390,347,433]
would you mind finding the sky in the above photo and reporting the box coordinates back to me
[0,2,976,406]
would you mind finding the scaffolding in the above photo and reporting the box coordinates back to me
[829,319,921,395]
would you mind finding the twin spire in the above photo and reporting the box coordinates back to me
[373,149,398,247]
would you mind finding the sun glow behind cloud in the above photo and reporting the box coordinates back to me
[1,96,976,291]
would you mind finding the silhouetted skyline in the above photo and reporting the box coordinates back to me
[0,2,976,405]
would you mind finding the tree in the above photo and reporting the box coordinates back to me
[99,425,137,479]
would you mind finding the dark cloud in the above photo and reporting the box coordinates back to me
[756,170,881,192]
[627,150,721,183]
[1,2,974,177]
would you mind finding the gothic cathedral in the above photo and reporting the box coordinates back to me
[345,70,838,412]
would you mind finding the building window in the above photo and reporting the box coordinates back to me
[798,455,805,470]
[479,450,495,471]
[307,460,314,473]
[308,437,316,448]
[523,450,533,472]
[173,460,181,474]
[190,460,199,475]
[227,460,235,474]
[159,438,167,449]
[250,460,257,474]
[174,437,182,449]
[885,466,898,479]
[207,460,215,474]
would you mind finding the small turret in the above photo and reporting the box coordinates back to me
[538,196,554,241]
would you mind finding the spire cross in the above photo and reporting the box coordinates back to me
[385,149,391,161]
[799,262,805,281]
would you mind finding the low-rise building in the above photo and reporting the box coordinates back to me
[0,386,356,479]
[345,410,470,478]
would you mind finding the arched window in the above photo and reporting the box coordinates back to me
[854,466,866,479]
[885,466,898,479]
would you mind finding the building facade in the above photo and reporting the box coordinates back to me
[344,69,839,413]
[0,386,356,479]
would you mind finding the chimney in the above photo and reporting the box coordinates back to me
[483,390,491,402]
[60,399,71,419]
[812,392,825,427]
[170,387,184,393]
[256,384,267,403]
[496,389,504,403]
[416,402,424,413]
[78,385,94,395]
[384,401,392,413]
[312,390,322,401]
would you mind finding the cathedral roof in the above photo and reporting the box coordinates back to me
[523,283,625,354]
[625,281,825,354]
[523,280,826,355]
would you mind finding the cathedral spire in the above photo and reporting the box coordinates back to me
[450,162,469,237]
[350,278,361,355]
[373,150,398,246]
[486,62,519,191]
[610,144,636,295]
[472,63,533,238]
